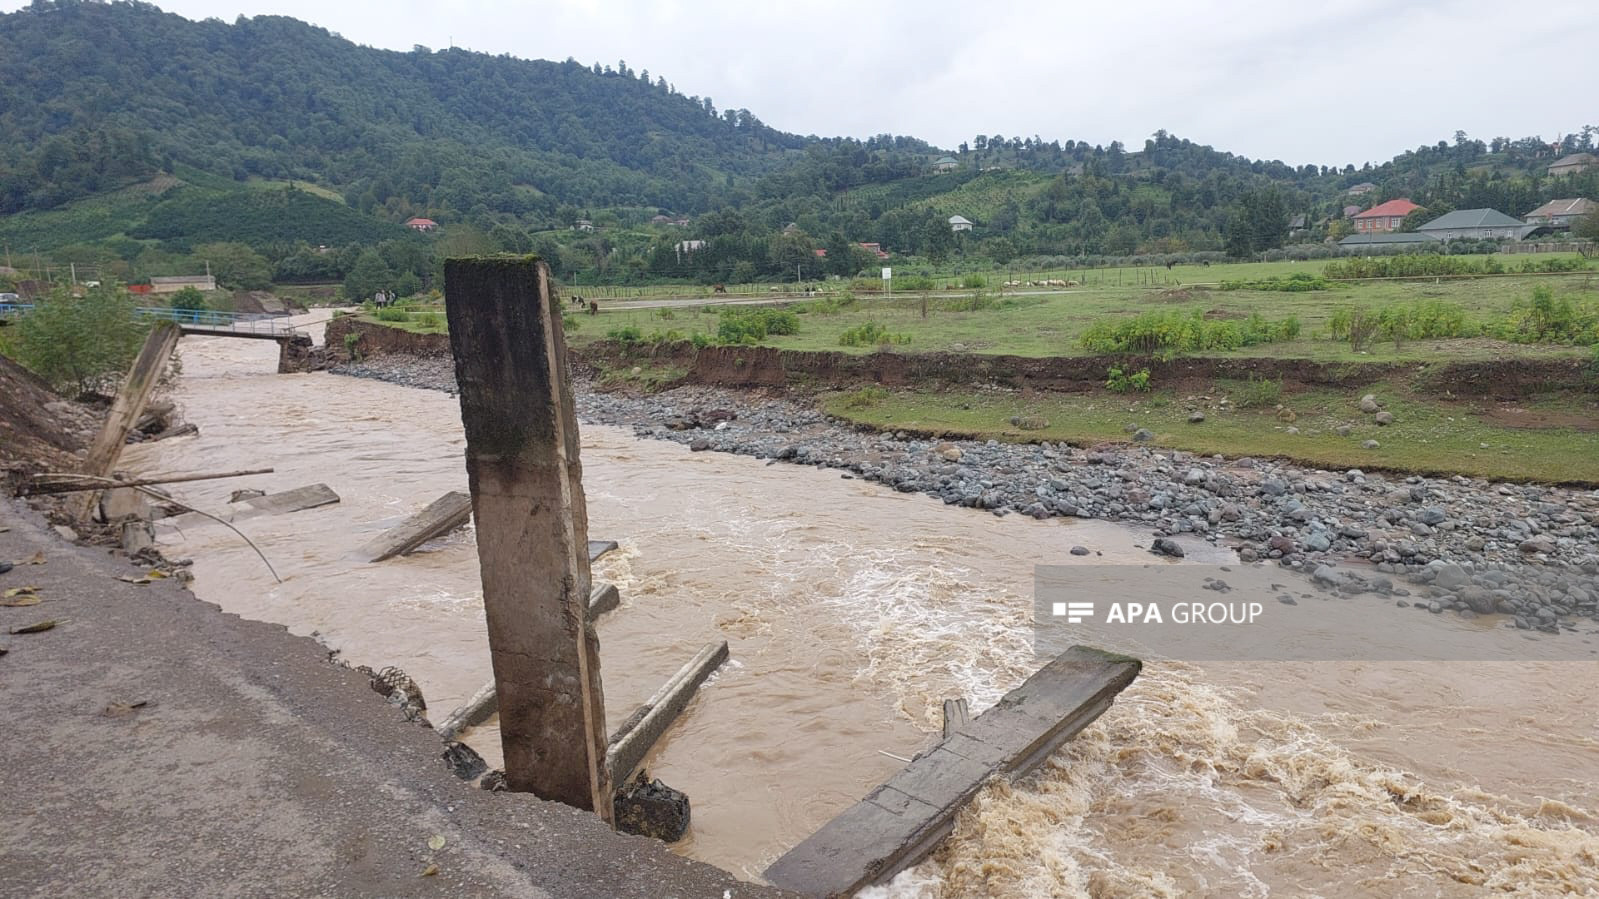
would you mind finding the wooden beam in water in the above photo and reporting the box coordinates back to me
[359,490,473,562]
[763,645,1140,898]
[605,640,729,782]
[433,582,624,740]
[73,322,181,521]
[445,255,612,820]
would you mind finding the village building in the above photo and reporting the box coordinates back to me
[650,214,672,225]
[1338,232,1439,249]
[858,242,890,260]
[931,156,959,174]
[573,219,595,232]
[1346,182,1377,196]
[1548,153,1598,177]
[1351,199,1420,233]
[1523,198,1595,229]
[1416,208,1537,241]
[948,215,973,233]
[149,275,218,294]
[404,217,438,232]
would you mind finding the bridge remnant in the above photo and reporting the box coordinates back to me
[444,256,612,820]
[74,322,181,521]
[764,645,1141,897]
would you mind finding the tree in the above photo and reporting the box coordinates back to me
[10,285,152,396]
[169,286,207,312]
[194,242,272,290]
[1398,206,1435,233]
[343,249,394,302]
[1574,212,1599,244]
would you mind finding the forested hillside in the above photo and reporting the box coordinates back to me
[0,0,1593,295]
[0,0,803,219]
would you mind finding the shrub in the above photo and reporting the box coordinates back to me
[1499,285,1595,343]
[342,331,362,361]
[1219,272,1333,291]
[607,325,643,342]
[840,385,889,409]
[169,286,207,313]
[416,311,444,331]
[11,285,152,395]
[1234,375,1282,409]
[1105,366,1152,393]
[960,273,987,289]
[1080,310,1300,356]
[715,307,800,344]
[374,306,409,322]
[838,321,912,347]
[562,313,580,333]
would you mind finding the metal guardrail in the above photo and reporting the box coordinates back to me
[0,303,299,338]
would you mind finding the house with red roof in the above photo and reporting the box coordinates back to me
[1351,199,1420,234]
[405,217,438,232]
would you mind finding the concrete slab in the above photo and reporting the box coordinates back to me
[763,646,1140,897]
[360,490,473,562]
[0,501,788,899]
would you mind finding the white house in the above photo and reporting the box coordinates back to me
[949,215,973,233]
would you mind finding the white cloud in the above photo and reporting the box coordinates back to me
[3,0,1593,165]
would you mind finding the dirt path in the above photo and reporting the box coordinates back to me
[0,500,785,898]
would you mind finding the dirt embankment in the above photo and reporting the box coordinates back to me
[329,318,1596,401]
[584,341,1597,400]
[0,354,94,472]
[324,317,451,363]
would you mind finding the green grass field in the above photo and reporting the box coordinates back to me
[571,264,1599,364]
[822,385,1599,484]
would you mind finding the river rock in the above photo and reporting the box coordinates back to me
[1362,440,1380,449]
[1188,411,1205,423]
[1374,411,1395,426]
[1132,428,1155,443]
[1150,537,1185,558]
[1359,395,1381,413]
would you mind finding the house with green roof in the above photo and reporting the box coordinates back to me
[931,155,959,174]
[1415,208,1538,241]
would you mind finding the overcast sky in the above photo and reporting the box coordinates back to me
[7,0,1594,167]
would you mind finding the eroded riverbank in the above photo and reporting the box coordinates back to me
[120,333,1599,895]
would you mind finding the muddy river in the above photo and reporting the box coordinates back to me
[123,327,1599,896]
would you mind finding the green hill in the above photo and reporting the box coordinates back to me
[0,1,1592,290]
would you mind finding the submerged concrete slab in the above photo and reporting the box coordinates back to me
[360,490,473,562]
[764,646,1140,897]
[0,501,786,899]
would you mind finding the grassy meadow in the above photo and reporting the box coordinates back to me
[357,255,1599,482]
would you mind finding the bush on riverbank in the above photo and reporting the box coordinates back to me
[1080,310,1300,356]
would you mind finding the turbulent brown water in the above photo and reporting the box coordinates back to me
[124,328,1599,895]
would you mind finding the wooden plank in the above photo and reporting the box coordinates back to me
[445,256,612,820]
[235,484,339,516]
[360,491,473,562]
[73,322,181,521]
[605,640,729,782]
[763,646,1140,897]
[941,698,970,740]
[159,484,340,530]
[30,467,274,496]
[432,583,623,740]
